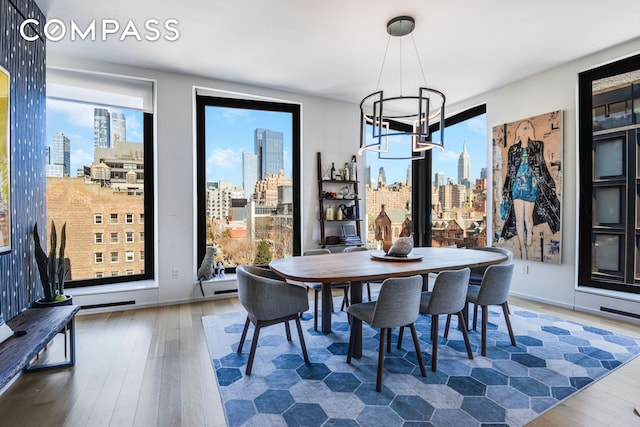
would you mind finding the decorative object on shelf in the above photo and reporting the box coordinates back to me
[330,162,336,180]
[350,155,357,181]
[341,205,355,220]
[359,15,445,160]
[325,205,335,221]
[318,152,363,247]
[338,186,349,199]
[32,221,71,305]
[386,233,414,257]
[326,236,340,245]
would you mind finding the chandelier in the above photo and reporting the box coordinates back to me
[359,16,445,160]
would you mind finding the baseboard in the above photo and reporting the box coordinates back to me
[509,291,574,310]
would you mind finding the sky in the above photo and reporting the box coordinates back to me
[204,107,293,185]
[365,114,487,185]
[46,98,486,188]
[46,99,144,173]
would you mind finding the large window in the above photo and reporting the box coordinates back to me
[579,54,640,293]
[196,95,301,272]
[46,69,154,287]
[365,106,486,248]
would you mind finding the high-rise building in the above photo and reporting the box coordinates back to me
[111,112,126,144]
[46,132,70,177]
[377,167,386,187]
[435,171,445,189]
[254,128,284,179]
[242,151,258,200]
[94,108,111,148]
[480,167,487,179]
[405,164,412,186]
[458,140,471,188]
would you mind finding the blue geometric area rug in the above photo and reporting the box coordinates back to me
[202,303,640,427]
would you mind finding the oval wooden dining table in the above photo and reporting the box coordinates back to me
[269,247,508,358]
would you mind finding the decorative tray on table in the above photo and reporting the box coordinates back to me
[370,250,423,262]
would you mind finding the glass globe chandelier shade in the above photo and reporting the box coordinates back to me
[358,16,446,160]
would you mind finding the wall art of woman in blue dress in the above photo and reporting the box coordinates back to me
[500,119,560,259]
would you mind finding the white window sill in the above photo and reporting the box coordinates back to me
[194,273,237,285]
[575,286,640,303]
[66,279,158,296]
[195,274,238,298]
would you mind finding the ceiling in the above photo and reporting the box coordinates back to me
[34,0,640,108]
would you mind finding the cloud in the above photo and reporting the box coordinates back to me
[70,148,94,171]
[207,148,240,170]
[437,150,460,162]
[207,107,252,125]
[467,117,487,134]
[47,99,95,129]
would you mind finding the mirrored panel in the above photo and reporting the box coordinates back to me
[595,138,624,178]
[594,187,622,225]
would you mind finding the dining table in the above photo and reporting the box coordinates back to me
[269,246,509,358]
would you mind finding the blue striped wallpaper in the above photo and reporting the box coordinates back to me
[0,0,46,319]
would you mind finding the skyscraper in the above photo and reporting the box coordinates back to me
[254,128,284,179]
[405,164,412,186]
[435,171,445,189]
[111,112,126,144]
[46,132,70,177]
[94,108,110,148]
[378,167,386,187]
[458,140,471,188]
[242,151,258,199]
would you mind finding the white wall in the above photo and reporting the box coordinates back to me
[447,37,640,321]
[51,36,640,322]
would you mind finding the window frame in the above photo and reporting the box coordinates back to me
[578,53,640,294]
[411,104,487,246]
[64,112,155,288]
[195,95,301,272]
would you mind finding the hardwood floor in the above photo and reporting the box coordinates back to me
[0,294,639,426]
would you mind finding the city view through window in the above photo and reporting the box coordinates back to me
[364,113,487,249]
[45,98,150,284]
[201,104,295,270]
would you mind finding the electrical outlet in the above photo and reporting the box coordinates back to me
[522,265,529,274]
[171,268,179,279]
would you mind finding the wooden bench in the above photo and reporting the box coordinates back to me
[0,305,80,390]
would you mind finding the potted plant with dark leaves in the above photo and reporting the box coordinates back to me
[32,221,72,307]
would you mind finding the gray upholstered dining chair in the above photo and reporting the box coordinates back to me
[346,275,426,392]
[303,248,350,331]
[236,265,310,375]
[446,262,516,356]
[343,246,373,301]
[398,268,473,372]
[468,246,513,285]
